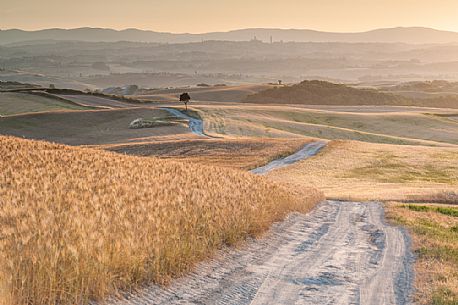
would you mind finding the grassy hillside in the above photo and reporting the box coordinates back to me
[105,137,313,170]
[244,80,458,108]
[383,80,458,94]
[0,108,191,145]
[267,140,458,201]
[386,203,458,304]
[0,92,89,116]
[0,81,40,90]
[0,136,322,305]
[135,84,271,103]
[195,105,458,146]
[244,80,408,105]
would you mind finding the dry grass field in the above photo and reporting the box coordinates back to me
[0,136,323,305]
[0,92,88,116]
[386,203,458,305]
[194,105,458,146]
[134,84,271,103]
[54,94,138,109]
[0,108,193,145]
[104,137,314,170]
[286,105,458,113]
[267,140,458,201]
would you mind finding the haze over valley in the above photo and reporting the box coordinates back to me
[2,27,458,90]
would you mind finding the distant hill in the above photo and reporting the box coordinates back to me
[244,80,458,108]
[244,80,408,105]
[2,27,458,45]
[384,80,458,94]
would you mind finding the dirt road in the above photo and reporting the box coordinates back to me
[52,94,210,137]
[51,94,209,137]
[161,107,208,137]
[109,200,412,305]
[251,141,327,174]
[106,142,413,305]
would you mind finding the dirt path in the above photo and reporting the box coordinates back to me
[108,201,412,305]
[52,94,210,137]
[161,107,208,137]
[98,121,412,304]
[251,141,327,174]
[105,141,413,305]
[48,93,212,138]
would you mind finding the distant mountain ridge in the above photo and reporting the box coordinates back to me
[1,27,458,45]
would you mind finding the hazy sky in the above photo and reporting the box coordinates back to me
[1,0,458,33]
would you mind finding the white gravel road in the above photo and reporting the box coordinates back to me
[161,107,208,137]
[107,201,412,305]
[251,141,327,175]
[103,138,413,305]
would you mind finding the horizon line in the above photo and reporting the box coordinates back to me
[1,25,457,35]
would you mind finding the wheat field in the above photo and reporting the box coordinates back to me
[0,136,323,305]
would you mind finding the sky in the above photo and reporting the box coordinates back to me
[1,0,458,33]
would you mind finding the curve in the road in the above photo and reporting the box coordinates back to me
[251,141,327,175]
[102,136,413,304]
[161,107,209,137]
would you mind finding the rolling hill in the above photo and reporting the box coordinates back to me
[244,80,458,108]
[244,80,408,105]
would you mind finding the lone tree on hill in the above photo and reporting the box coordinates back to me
[180,92,191,111]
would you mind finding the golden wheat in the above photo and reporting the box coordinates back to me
[0,136,322,305]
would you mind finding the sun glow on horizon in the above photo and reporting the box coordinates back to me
[1,0,458,33]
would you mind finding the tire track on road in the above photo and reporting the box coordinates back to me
[108,201,413,305]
